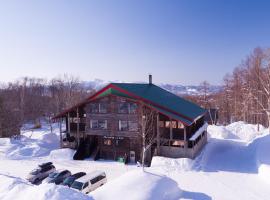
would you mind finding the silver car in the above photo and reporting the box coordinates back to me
[27,163,56,184]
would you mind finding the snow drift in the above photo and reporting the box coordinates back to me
[208,121,266,142]
[91,170,182,200]
[2,131,59,160]
[49,149,75,160]
[151,156,194,172]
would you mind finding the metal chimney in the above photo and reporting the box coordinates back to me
[149,74,152,84]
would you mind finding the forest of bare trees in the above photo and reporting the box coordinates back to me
[187,47,270,130]
[1,47,270,137]
[0,75,94,137]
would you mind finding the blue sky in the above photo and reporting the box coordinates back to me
[0,0,270,85]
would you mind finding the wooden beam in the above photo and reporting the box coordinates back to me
[67,113,70,134]
[169,118,172,146]
[184,126,187,154]
[77,107,80,146]
[59,119,62,148]
[156,113,160,155]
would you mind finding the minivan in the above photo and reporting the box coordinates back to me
[71,171,107,194]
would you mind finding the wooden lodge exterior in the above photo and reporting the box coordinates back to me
[54,76,208,165]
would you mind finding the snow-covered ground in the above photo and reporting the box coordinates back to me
[0,121,270,199]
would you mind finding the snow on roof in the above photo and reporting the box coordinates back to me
[189,123,208,141]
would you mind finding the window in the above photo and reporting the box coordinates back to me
[104,139,112,146]
[83,182,89,189]
[129,121,138,131]
[90,103,107,113]
[118,102,129,113]
[90,103,99,113]
[165,121,171,128]
[119,120,138,131]
[119,120,128,131]
[99,103,107,113]
[129,103,137,114]
[178,122,184,129]
[172,121,177,129]
[90,177,99,185]
[90,120,107,130]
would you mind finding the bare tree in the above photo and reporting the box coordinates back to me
[138,103,157,171]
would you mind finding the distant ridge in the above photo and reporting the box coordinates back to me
[82,79,222,96]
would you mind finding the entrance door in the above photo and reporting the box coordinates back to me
[130,151,136,163]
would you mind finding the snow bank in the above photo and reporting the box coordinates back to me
[1,126,60,160]
[91,170,182,200]
[151,156,194,172]
[208,121,266,142]
[227,121,265,142]
[0,174,92,200]
[49,149,75,160]
[249,134,270,184]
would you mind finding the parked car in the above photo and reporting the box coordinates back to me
[43,169,71,185]
[71,171,107,194]
[26,162,56,184]
[61,172,86,187]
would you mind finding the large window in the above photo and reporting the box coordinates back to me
[119,120,128,131]
[118,102,137,114]
[99,103,108,113]
[90,103,99,113]
[119,120,138,131]
[90,103,108,113]
[90,120,107,130]
[118,103,129,113]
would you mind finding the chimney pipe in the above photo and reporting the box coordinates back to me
[149,74,152,84]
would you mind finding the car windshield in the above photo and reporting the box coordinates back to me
[30,169,40,175]
[71,181,83,190]
[49,172,58,178]
[63,177,75,185]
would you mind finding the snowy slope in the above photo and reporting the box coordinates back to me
[0,121,270,200]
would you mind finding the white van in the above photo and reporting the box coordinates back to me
[71,171,107,194]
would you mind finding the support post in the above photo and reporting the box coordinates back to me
[156,113,160,155]
[59,119,62,148]
[184,126,187,155]
[169,118,172,146]
[67,113,71,134]
[77,107,80,146]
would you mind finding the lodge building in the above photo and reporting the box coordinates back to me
[54,75,208,165]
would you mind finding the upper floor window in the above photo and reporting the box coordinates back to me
[99,103,108,113]
[129,103,138,114]
[90,103,108,113]
[118,102,137,114]
[118,103,129,114]
[90,119,107,130]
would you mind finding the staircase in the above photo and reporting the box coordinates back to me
[92,146,100,161]
[73,140,88,160]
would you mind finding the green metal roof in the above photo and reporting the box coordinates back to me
[112,83,206,123]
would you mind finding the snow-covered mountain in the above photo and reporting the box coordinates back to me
[83,79,222,95]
